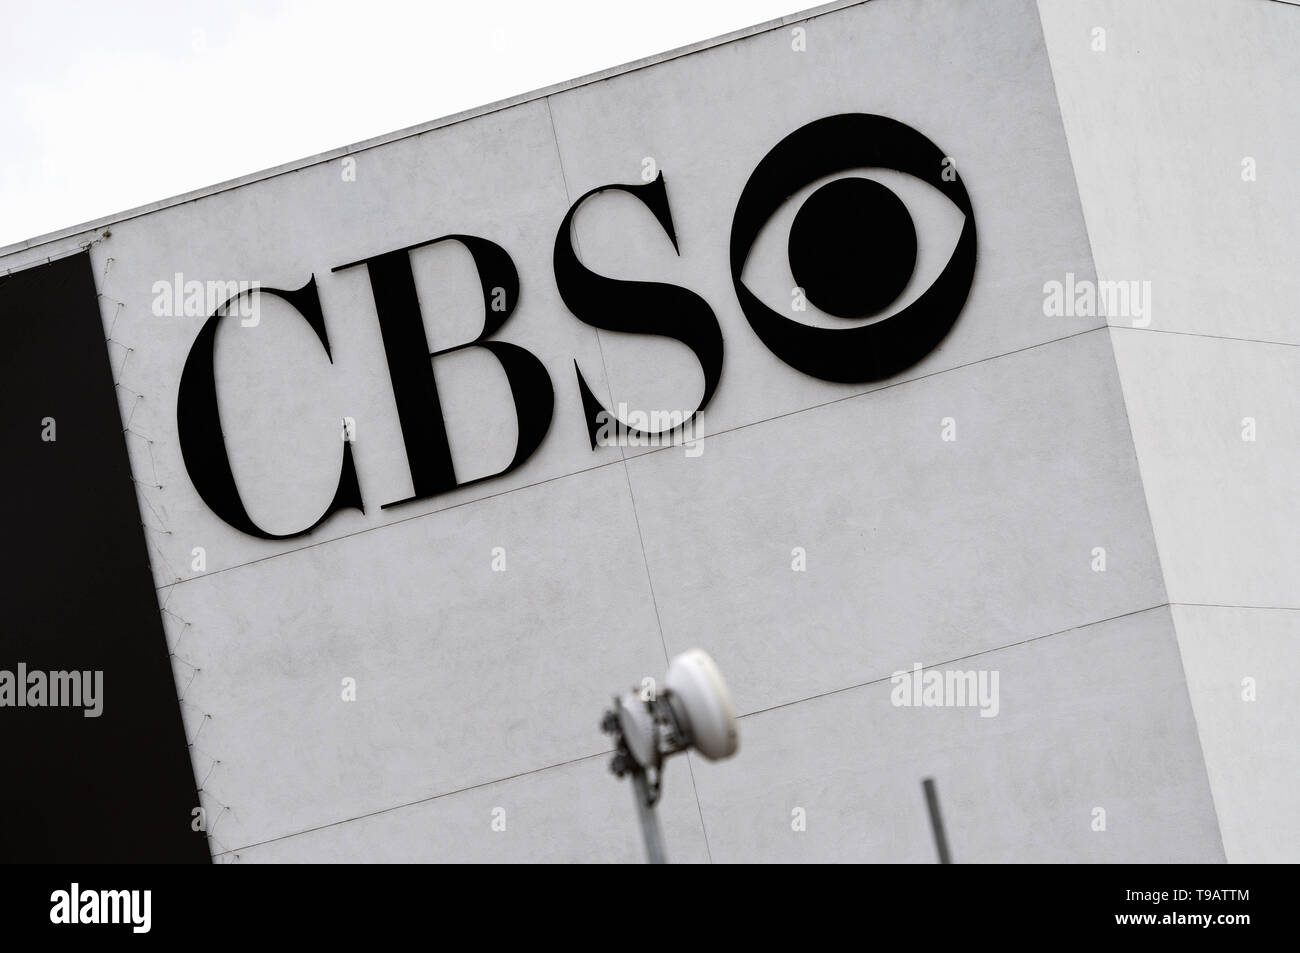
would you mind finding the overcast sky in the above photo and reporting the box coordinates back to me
[0,0,803,248]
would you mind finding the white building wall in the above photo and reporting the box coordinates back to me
[1040,0,1300,863]
[1,0,1242,862]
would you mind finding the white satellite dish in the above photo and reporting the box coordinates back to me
[601,648,740,863]
[664,649,739,760]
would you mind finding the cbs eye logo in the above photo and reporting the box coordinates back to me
[730,113,977,383]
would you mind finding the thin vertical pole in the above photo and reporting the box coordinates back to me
[923,777,951,864]
[632,771,667,864]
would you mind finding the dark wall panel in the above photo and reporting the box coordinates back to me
[0,252,209,863]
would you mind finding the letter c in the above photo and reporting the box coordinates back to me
[176,277,363,539]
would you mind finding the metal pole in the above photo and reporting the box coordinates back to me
[923,777,951,864]
[631,770,667,864]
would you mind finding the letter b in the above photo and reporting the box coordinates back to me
[336,235,554,508]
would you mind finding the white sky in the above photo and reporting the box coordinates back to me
[0,0,804,248]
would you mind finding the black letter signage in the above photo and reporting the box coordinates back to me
[554,173,723,448]
[178,113,978,540]
[177,277,364,540]
[729,113,976,383]
[335,235,553,508]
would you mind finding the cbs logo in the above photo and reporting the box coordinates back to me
[730,113,977,383]
[179,113,977,539]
